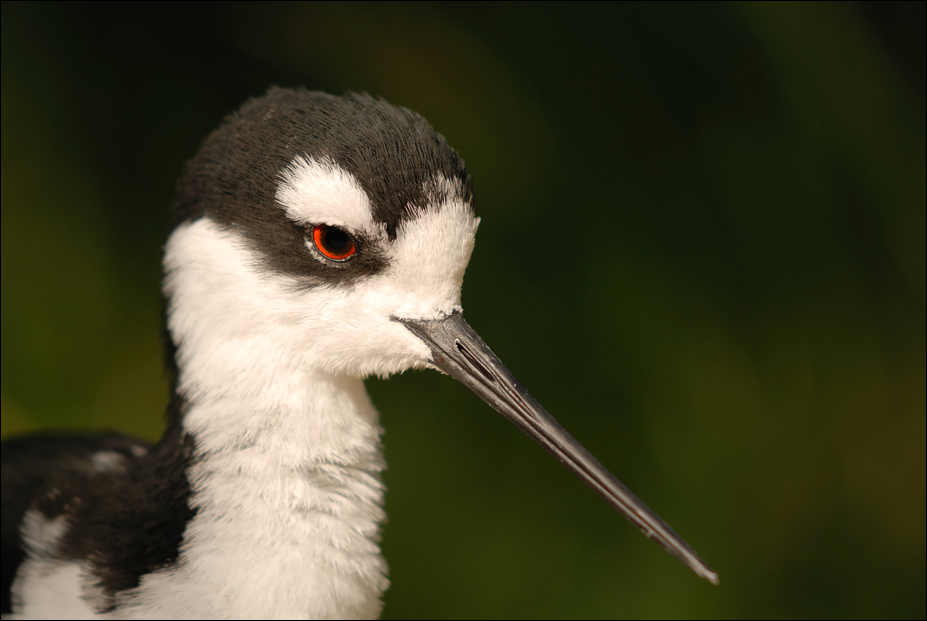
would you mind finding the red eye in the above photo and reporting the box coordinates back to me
[312,225,356,261]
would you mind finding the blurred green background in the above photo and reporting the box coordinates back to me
[2,2,924,618]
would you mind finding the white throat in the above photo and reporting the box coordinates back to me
[120,219,394,619]
[117,373,389,619]
[132,155,478,618]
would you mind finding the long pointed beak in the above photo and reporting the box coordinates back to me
[398,312,719,585]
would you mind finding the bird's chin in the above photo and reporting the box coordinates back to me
[327,353,432,380]
[375,357,435,379]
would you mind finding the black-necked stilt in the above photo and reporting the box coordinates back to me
[1,88,718,619]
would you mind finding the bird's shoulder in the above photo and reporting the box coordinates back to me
[1,431,153,615]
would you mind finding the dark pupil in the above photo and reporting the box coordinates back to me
[323,227,351,253]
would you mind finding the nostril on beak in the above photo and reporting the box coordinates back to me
[456,340,494,383]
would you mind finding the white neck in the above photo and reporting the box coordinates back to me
[122,209,476,618]
[119,371,388,619]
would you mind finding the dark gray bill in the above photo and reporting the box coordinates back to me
[399,312,719,585]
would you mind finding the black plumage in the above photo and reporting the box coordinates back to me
[173,88,474,284]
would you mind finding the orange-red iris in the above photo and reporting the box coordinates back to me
[312,225,356,261]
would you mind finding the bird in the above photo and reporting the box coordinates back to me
[1,88,718,619]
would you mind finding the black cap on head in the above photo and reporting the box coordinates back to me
[173,88,474,241]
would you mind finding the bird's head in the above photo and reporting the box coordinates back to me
[164,89,479,386]
[162,87,718,585]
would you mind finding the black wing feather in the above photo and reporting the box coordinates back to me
[0,431,152,614]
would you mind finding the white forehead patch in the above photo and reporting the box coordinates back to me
[387,191,480,320]
[276,155,380,236]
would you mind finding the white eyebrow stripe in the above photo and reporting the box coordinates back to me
[275,155,378,234]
